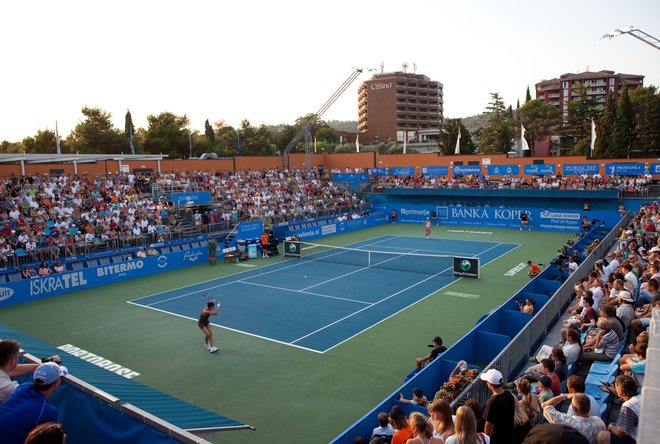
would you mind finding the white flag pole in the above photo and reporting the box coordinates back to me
[355,133,360,153]
[590,119,597,155]
[454,127,461,155]
[521,123,530,151]
[55,121,61,155]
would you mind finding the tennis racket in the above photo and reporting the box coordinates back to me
[203,292,219,307]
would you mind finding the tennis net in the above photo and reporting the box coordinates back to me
[300,242,471,276]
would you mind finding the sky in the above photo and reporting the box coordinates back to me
[1,0,659,143]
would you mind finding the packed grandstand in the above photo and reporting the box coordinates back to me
[0,160,658,444]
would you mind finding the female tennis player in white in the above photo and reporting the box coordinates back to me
[198,301,220,353]
[424,217,432,238]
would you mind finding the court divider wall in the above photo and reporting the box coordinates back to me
[330,214,629,444]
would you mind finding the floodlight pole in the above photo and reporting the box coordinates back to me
[602,26,660,51]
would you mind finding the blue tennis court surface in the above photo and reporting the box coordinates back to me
[128,236,519,353]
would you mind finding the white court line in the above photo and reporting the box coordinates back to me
[237,280,371,305]
[134,236,399,307]
[477,242,504,256]
[133,234,522,353]
[291,266,452,344]
[299,248,420,292]
[322,279,460,353]
[125,300,323,354]
[317,241,523,353]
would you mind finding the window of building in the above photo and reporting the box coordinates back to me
[609,78,615,86]
[562,81,568,89]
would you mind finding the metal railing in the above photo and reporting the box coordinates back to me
[450,212,631,409]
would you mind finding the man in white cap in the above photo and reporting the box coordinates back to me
[0,361,68,444]
[616,290,636,328]
[481,368,515,444]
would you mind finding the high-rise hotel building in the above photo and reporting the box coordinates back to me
[535,70,643,123]
[357,72,443,144]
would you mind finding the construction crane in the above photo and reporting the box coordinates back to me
[283,68,367,169]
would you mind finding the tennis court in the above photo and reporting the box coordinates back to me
[129,235,519,352]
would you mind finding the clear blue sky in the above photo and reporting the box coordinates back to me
[1,0,658,142]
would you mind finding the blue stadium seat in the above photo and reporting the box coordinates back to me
[586,371,616,387]
[85,259,99,268]
[70,262,85,271]
[590,355,621,375]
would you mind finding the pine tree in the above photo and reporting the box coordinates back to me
[630,86,660,157]
[525,86,532,103]
[611,87,634,158]
[594,91,616,158]
[204,119,215,144]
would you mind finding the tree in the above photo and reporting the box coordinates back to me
[315,126,339,144]
[478,93,513,153]
[235,120,276,156]
[67,107,125,153]
[142,112,190,158]
[629,86,660,157]
[611,87,635,158]
[563,82,600,155]
[593,91,616,158]
[21,129,58,153]
[438,119,475,155]
[125,109,136,154]
[516,99,561,154]
[525,86,532,103]
[204,119,215,144]
[214,120,239,155]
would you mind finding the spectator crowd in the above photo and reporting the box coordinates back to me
[0,168,366,270]
[357,202,657,444]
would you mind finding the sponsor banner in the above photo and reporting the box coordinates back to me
[367,167,389,176]
[0,247,207,307]
[452,165,482,176]
[487,165,520,176]
[563,163,600,175]
[421,166,449,177]
[236,220,263,242]
[524,164,556,175]
[605,163,644,176]
[453,257,480,279]
[290,212,388,241]
[171,191,211,207]
[651,163,660,175]
[283,240,302,258]
[321,224,337,235]
[389,205,620,232]
[332,173,369,182]
[390,166,415,176]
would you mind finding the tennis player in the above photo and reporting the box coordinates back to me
[520,211,531,231]
[198,301,220,353]
[424,217,432,238]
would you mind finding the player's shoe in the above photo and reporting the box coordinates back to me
[209,347,219,353]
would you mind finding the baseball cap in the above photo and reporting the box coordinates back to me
[537,375,552,388]
[625,230,633,235]
[34,362,68,385]
[651,246,660,253]
[431,336,443,345]
[479,369,503,385]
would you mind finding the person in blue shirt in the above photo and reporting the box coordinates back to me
[0,361,68,444]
